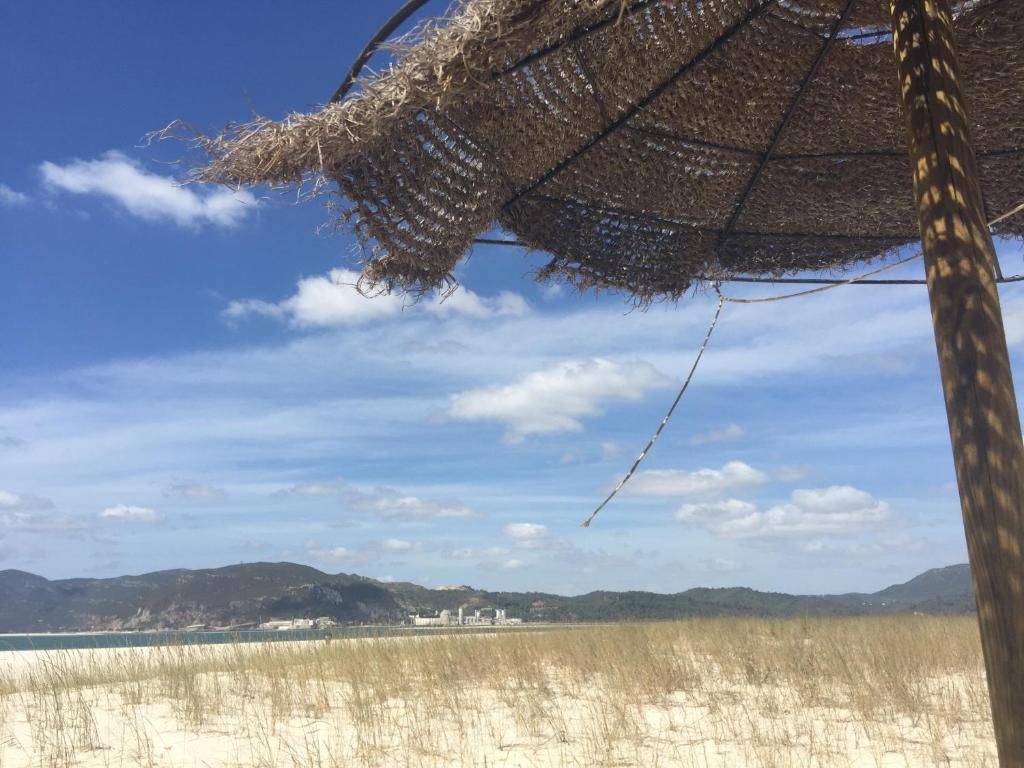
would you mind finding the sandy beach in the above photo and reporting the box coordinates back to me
[0,618,999,767]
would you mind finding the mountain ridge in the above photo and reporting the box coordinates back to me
[0,562,975,633]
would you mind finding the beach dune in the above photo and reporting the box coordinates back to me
[0,618,997,767]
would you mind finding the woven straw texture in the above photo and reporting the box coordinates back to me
[192,0,1023,299]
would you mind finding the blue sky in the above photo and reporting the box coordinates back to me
[2,3,1023,595]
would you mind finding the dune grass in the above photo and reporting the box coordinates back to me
[0,616,997,767]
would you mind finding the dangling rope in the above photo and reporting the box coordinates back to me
[581,200,1024,527]
[713,250,924,304]
[581,294,725,527]
[714,201,1024,304]
[989,199,1024,228]
[579,252,930,528]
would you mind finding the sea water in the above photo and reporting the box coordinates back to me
[0,627,380,651]
[0,625,519,652]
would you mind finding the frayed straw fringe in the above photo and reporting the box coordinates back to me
[162,0,1024,300]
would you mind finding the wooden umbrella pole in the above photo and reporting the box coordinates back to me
[890,1,1024,763]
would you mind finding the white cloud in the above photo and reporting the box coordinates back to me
[2,509,84,535]
[689,423,744,446]
[477,555,529,571]
[628,461,767,498]
[164,482,226,500]
[600,441,623,461]
[424,289,529,320]
[0,184,30,206]
[353,488,478,521]
[675,498,759,523]
[40,151,255,228]
[696,557,743,573]
[540,283,565,301]
[5,272,1016,588]
[504,523,548,548]
[0,490,53,511]
[225,270,528,328]
[774,465,810,482]
[276,481,348,497]
[99,504,163,523]
[799,534,924,556]
[451,545,510,559]
[304,538,421,567]
[381,538,416,552]
[1004,296,1024,347]
[448,358,670,443]
[675,486,890,539]
[269,480,477,522]
[305,540,354,564]
[227,270,401,327]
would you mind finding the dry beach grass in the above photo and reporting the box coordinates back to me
[0,616,997,767]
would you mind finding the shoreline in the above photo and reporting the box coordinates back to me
[0,623,548,654]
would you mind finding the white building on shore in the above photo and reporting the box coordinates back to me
[258,618,330,630]
[410,607,521,627]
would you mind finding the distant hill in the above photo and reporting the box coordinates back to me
[874,563,973,601]
[0,563,404,633]
[0,563,976,633]
[866,563,975,613]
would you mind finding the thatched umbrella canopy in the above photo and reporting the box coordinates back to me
[191,0,1021,297]
[185,0,1024,761]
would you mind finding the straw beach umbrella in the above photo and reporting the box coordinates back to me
[182,0,1024,761]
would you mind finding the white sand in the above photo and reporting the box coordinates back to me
[0,641,998,767]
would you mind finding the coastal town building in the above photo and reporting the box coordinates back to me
[258,618,331,630]
[410,608,521,627]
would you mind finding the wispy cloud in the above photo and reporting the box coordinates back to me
[1003,295,1024,347]
[696,557,743,573]
[0,184,30,206]
[448,358,670,443]
[774,465,811,482]
[381,538,417,552]
[272,480,478,521]
[600,441,623,461]
[688,424,744,446]
[40,151,256,228]
[504,522,549,549]
[304,540,354,565]
[352,488,478,521]
[799,534,924,556]
[164,482,226,500]
[99,505,164,523]
[676,485,890,539]
[451,545,510,559]
[302,537,422,567]
[275,481,348,498]
[424,289,530,320]
[225,269,528,328]
[3,273,1014,587]
[2,509,83,534]
[626,462,767,498]
[0,490,53,511]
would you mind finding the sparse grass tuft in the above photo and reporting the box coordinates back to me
[0,616,998,767]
